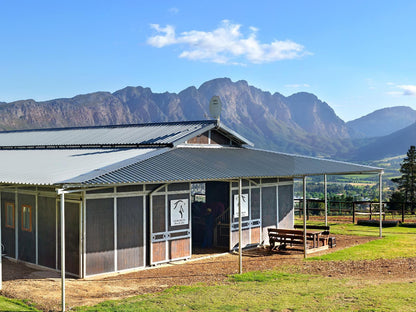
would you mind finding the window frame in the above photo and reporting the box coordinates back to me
[21,204,32,232]
[5,202,15,229]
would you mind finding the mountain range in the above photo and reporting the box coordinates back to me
[0,78,415,162]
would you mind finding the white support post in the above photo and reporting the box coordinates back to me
[228,182,232,251]
[60,191,66,312]
[324,175,328,227]
[303,176,307,258]
[35,191,38,265]
[238,178,242,274]
[15,190,18,260]
[114,196,117,272]
[83,192,87,278]
[379,173,383,238]
[0,192,2,290]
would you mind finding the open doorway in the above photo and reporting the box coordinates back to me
[191,182,230,254]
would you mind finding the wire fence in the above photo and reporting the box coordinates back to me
[294,199,416,223]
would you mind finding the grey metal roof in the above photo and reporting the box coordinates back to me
[0,146,382,187]
[65,147,383,185]
[0,120,250,148]
[0,148,159,185]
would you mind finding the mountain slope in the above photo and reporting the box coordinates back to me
[0,78,352,157]
[287,92,348,139]
[347,106,416,138]
[346,121,416,161]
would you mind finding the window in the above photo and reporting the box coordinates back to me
[5,202,15,229]
[21,205,32,232]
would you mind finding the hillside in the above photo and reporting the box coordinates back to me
[0,77,414,161]
[346,122,416,161]
[0,78,352,157]
[347,106,416,138]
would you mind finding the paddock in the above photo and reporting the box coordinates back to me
[0,233,380,311]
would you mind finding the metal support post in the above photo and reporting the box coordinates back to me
[303,176,307,258]
[324,174,328,227]
[379,173,383,238]
[238,178,242,274]
[60,191,66,312]
[0,192,2,290]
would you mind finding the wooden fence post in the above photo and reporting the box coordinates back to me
[369,203,372,220]
[352,202,355,224]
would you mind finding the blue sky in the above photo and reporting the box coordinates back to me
[1,1,416,121]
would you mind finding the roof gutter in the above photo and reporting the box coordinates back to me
[0,143,174,150]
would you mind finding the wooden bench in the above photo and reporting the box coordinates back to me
[268,228,323,250]
[294,224,330,235]
[293,225,336,248]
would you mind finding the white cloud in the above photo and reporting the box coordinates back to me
[147,20,309,65]
[285,83,310,88]
[398,85,416,96]
[386,91,402,96]
[387,83,416,96]
[147,24,177,48]
[169,7,179,15]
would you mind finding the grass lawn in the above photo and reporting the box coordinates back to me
[309,222,416,261]
[73,271,416,312]
[5,223,416,311]
[72,223,416,312]
[0,296,39,311]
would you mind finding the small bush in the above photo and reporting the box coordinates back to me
[356,220,399,227]
[399,223,416,228]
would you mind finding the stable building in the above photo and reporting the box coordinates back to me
[0,120,383,279]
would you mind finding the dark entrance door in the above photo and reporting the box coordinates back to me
[191,182,230,251]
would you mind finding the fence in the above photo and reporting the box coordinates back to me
[294,199,416,223]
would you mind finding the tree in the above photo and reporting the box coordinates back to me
[392,145,416,214]
[388,190,404,212]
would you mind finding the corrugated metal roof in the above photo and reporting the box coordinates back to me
[0,146,381,187]
[0,120,243,148]
[66,147,383,185]
[0,148,159,185]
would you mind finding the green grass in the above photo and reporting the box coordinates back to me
[0,296,39,311]
[309,235,416,261]
[73,224,416,312]
[295,221,416,260]
[73,271,416,312]
[9,222,416,312]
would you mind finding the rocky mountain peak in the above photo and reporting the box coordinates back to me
[0,78,414,160]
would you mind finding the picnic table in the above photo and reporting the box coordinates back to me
[268,228,325,250]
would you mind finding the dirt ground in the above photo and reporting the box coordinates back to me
[2,234,416,311]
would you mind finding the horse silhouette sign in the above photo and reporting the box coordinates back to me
[170,199,189,226]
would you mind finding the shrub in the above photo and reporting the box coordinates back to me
[356,220,399,227]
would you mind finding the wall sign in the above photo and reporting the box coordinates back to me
[233,194,249,218]
[170,199,189,226]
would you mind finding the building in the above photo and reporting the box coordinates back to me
[0,120,383,279]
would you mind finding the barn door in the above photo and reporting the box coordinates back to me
[57,200,81,277]
[150,183,191,265]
